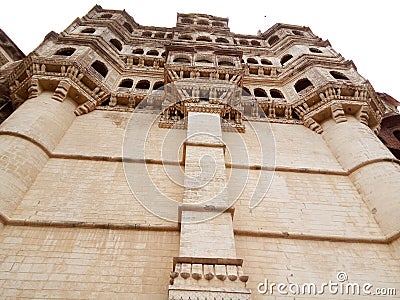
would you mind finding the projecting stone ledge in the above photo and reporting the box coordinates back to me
[168,257,251,300]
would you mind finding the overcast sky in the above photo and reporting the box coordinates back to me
[1,1,399,102]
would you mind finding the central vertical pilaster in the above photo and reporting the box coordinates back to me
[168,111,250,300]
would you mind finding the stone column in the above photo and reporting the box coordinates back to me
[168,112,250,300]
[0,91,77,217]
[321,116,400,236]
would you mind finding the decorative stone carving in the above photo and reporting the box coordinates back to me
[52,80,71,102]
[331,102,347,123]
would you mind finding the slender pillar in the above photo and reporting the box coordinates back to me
[322,116,400,236]
[169,111,250,300]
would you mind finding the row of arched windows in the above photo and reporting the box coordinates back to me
[267,29,305,47]
[242,87,285,99]
[118,79,164,90]
[132,48,165,57]
[180,17,225,27]
[172,56,236,67]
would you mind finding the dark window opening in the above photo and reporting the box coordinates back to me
[81,28,95,34]
[212,21,224,27]
[181,18,194,24]
[251,40,261,46]
[394,130,400,142]
[292,30,303,36]
[268,35,279,46]
[110,39,122,51]
[173,57,190,64]
[133,48,144,55]
[242,87,251,96]
[309,47,322,53]
[155,32,165,39]
[247,58,258,64]
[197,19,209,26]
[100,14,112,19]
[261,59,272,65]
[119,79,133,88]
[136,80,150,89]
[254,88,267,97]
[295,78,313,93]
[330,71,349,80]
[280,54,293,66]
[216,37,229,43]
[123,22,133,33]
[270,89,284,98]
[239,40,249,45]
[100,98,110,106]
[218,60,235,67]
[179,35,192,40]
[153,81,164,90]
[55,48,76,56]
[196,36,212,42]
[91,60,108,78]
[196,59,213,64]
[147,50,159,56]
[142,31,152,37]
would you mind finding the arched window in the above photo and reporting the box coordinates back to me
[212,21,224,27]
[142,31,152,37]
[261,58,272,65]
[242,87,251,96]
[295,78,313,93]
[123,22,133,33]
[196,58,213,64]
[161,52,166,57]
[119,79,133,88]
[251,40,261,46]
[197,19,209,26]
[100,14,112,19]
[394,130,400,142]
[254,88,268,97]
[179,35,192,40]
[280,54,293,66]
[181,18,194,24]
[196,36,212,42]
[270,89,284,99]
[153,81,164,90]
[55,48,76,56]
[309,47,322,53]
[91,60,108,78]
[81,28,95,34]
[136,80,150,89]
[133,48,144,55]
[155,32,165,39]
[292,30,303,36]
[147,50,159,56]
[239,40,249,45]
[247,58,258,64]
[268,35,279,46]
[216,37,229,43]
[173,57,190,64]
[218,60,235,67]
[330,71,349,80]
[110,39,122,51]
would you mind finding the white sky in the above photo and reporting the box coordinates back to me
[1,0,399,102]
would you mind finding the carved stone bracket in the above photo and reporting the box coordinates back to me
[74,100,96,116]
[52,80,71,102]
[27,78,41,99]
[304,117,323,134]
[169,257,251,300]
[331,102,347,123]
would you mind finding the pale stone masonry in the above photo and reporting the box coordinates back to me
[0,4,399,299]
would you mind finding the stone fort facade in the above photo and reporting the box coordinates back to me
[0,5,399,299]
